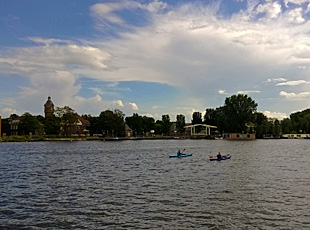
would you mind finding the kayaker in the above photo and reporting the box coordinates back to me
[177,150,181,156]
[217,152,222,159]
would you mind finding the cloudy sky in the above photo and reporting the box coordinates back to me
[1,0,310,121]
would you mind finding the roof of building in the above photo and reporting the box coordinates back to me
[44,96,54,107]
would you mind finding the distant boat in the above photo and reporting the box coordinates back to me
[169,153,192,158]
[209,155,231,161]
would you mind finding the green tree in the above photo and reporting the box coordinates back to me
[204,108,217,126]
[223,94,257,133]
[55,106,78,136]
[161,114,171,135]
[154,120,162,135]
[254,112,268,138]
[281,118,293,134]
[192,112,202,124]
[273,119,281,136]
[141,116,155,135]
[43,115,61,135]
[290,109,310,133]
[125,113,143,136]
[19,112,43,135]
[98,109,125,137]
[1,118,11,136]
[81,114,99,135]
[176,114,186,135]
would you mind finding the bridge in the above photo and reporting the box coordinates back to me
[184,124,217,136]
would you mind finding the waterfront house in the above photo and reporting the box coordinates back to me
[282,134,310,139]
[63,115,90,136]
[223,133,255,140]
[8,115,21,136]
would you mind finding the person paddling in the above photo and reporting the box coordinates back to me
[217,152,222,160]
[177,149,185,156]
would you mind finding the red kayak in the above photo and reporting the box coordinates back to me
[209,155,231,161]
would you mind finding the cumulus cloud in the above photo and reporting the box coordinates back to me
[2,1,310,118]
[287,8,305,23]
[129,102,139,110]
[256,1,282,19]
[263,110,288,120]
[280,91,310,99]
[114,100,124,107]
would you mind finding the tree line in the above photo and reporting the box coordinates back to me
[1,94,310,138]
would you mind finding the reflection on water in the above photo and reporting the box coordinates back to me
[1,139,310,229]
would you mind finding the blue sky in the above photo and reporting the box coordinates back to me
[1,0,310,121]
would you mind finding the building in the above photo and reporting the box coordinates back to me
[62,115,90,136]
[44,96,54,118]
[282,134,310,139]
[8,115,21,136]
[124,124,133,137]
[223,133,255,140]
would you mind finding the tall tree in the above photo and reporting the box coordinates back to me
[44,115,61,135]
[176,114,186,135]
[254,112,268,138]
[125,113,142,136]
[281,118,294,134]
[19,112,43,135]
[161,114,171,135]
[192,112,202,124]
[55,106,78,136]
[98,109,125,137]
[223,94,257,133]
[141,116,155,135]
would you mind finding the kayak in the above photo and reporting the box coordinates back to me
[169,153,192,158]
[210,155,231,161]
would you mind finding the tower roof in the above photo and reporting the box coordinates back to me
[44,96,54,107]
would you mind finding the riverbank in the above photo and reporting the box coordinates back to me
[0,136,179,142]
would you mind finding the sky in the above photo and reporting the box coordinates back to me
[1,0,310,122]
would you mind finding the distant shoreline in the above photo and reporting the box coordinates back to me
[1,136,308,142]
[0,136,180,142]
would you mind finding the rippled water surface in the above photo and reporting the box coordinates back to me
[1,139,310,229]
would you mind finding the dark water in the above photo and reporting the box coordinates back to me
[0,139,310,229]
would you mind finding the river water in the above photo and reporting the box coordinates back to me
[0,139,309,229]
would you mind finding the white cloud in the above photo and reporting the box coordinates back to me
[129,102,139,110]
[2,2,310,118]
[263,110,288,120]
[114,100,124,107]
[256,1,282,19]
[218,89,228,95]
[287,8,305,24]
[0,107,19,118]
[237,90,260,94]
[265,78,287,83]
[284,0,310,7]
[280,91,310,99]
[146,0,167,13]
[277,80,310,86]
[90,0,167,27]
